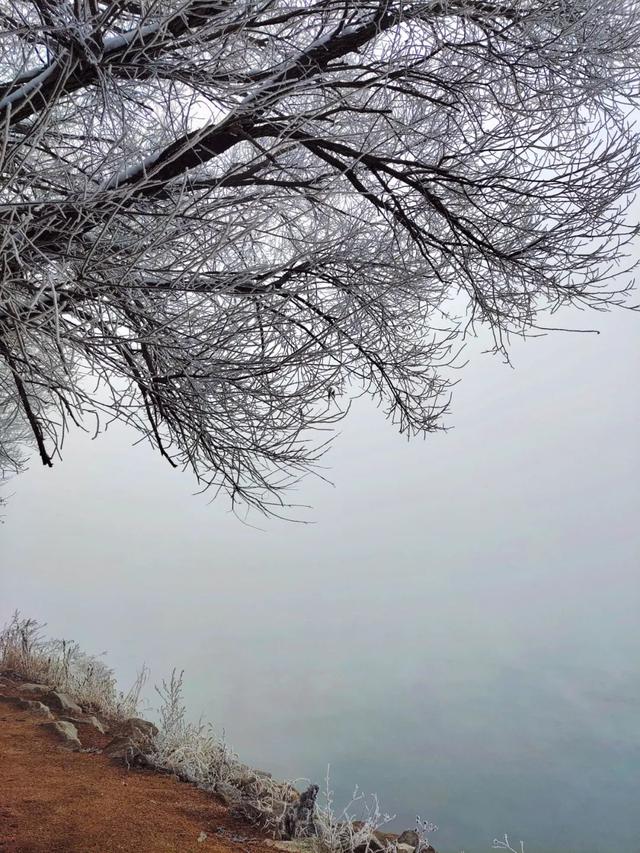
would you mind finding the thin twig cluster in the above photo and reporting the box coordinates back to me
[1,0,639,513]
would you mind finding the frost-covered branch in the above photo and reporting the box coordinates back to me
[1,0,640,513]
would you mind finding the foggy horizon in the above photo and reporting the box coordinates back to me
[2,306,638,852]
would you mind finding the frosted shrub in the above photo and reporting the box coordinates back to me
[151,669,237,789]
[3,0,640,518]
[493,836,525,853]
[0,612,145,720]
[2,613,526,853]
[415,816,438,851]
[313,768,396,853]
[151,668,310,839]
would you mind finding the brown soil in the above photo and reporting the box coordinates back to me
[0,676,273,853]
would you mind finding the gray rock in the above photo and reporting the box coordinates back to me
[103,735,152,767]
[354,830,396,853]
[121,717,159,738]
[216,781,244,808]
[41,720,81,750]
[397,844,415,853]
[103,735,133,758]
[17,682,50,695]
[110,718,157,756]
[85,714,107,734]
[397,832,420,849]
[17,699,54,719]
[43,691,83,716]
[61,714,107,734]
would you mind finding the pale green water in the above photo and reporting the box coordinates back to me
[1,310,638,852]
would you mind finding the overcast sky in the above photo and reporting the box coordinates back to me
[1,301,638,695]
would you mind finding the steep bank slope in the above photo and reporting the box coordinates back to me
[0,674,273,853]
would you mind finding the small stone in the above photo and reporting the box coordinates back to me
[103,735,151,765]
[120,717,159,738]
[197,831,208,843]
[110,718,157,756]
[374,830,399,848]
[41,720,81,750]
[61,714,108,734]
[43,691,83,716]
[397,832,420,849]
[17,683,49,695]
[17,699,53,719]
[87,714,106,734]
[103,735,131,756]
[354,831,395,853]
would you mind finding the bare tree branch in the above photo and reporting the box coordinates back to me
[1,0,639,513]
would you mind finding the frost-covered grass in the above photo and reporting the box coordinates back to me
[1,613,522,853]
[313,770,397,853]
[0,613,412,850]
[492,837,525,853]
[0,612,145,720]
[152,669,236,788]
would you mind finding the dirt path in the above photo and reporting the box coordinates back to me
[0,677,272,853]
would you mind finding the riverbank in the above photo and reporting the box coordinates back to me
[0,672,274,852]
[0,615,435,853]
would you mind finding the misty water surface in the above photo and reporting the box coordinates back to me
[1,310,638,853]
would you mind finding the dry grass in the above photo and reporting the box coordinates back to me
[0,611,144,720]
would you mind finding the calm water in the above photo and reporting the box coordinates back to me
[1,312,638,852]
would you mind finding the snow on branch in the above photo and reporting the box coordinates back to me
[1,0,640,514]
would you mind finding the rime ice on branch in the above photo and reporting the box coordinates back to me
[1,0,639,513]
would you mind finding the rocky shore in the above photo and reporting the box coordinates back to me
[0,670,435,853]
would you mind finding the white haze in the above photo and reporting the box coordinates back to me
[1,307,638,853]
